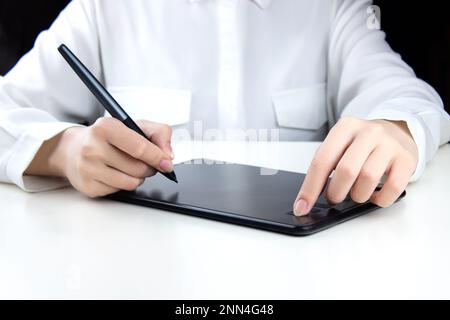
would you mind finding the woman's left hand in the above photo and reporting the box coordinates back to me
[293,117,419,216]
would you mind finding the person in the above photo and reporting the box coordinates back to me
[0,0,449,217]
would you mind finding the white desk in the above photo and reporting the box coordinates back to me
[1,141,449,299]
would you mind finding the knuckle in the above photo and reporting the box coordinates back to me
[367,122,384,136]
[359,168,378,183]
[91,123,106,137]
[309,157,327,172]
[92,117,118,136]
[80,143,95,159]
[133,142,148,160]
[94,116,114,127]
[336,164,357,179]
[93,117,109,128]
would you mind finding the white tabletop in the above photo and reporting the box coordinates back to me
[1,141,449,299]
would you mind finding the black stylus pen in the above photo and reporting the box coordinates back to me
[58,44,178,183]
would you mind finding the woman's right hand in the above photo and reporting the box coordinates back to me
[26,117,174,198]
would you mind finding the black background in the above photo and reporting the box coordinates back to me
[0,0,449,112]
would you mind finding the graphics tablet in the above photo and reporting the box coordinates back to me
[107,160,406,236]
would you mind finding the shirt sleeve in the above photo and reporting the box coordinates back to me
[0,0,103,192]
[327,0,450,182]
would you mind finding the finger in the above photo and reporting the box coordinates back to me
[350,145,393,203]
[326,127,380,204]
[101,143,157,178]
[94,164,145,191]
[370,157,413,208]
[137,120,174,159]
[293,118,361,216]
[98,118,173,172]
[82,180,119,198]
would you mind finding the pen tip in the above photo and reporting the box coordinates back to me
[162,170,178,183]
[169,171,178,183]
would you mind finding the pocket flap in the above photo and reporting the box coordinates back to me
[272,84,327,130]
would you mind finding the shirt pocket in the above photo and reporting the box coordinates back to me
[272,83,327,130]
[107,86,192,126]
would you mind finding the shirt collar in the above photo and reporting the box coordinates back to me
[188,0,273,10]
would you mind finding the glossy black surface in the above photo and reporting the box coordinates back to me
[108,160,406,236]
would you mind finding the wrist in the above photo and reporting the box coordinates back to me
[50,126,84,177]
[25,126,84,178]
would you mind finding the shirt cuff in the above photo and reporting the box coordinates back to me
[362,109,427,182]
[6,122,82,192]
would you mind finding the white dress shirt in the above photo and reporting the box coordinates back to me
[0,0,449,191]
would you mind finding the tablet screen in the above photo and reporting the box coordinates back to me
[112,159,379,230]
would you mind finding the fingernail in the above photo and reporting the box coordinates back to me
[294,199,310,216]
[159,159,173,172]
